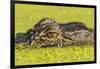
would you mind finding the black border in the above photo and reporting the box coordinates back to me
[10,1,97,69]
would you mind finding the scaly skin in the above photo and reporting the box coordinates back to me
[15,18,94,47]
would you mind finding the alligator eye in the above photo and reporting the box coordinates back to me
[46,32,58,38]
